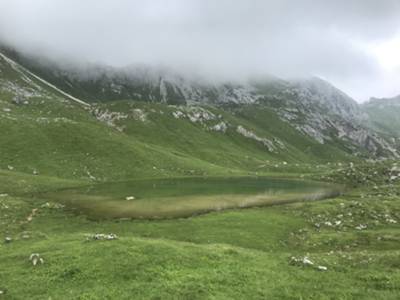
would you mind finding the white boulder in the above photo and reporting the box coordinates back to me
[29,253,44,266]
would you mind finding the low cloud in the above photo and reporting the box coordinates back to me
[1,0,400,101]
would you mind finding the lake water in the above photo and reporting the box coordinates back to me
[42,177,342,219]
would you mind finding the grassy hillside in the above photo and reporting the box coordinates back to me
[363,101,400,139]
[0,53,252,180]
[1,51,399,299]
[0,51,358,183]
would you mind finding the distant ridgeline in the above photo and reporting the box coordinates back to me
[362,95,400,140]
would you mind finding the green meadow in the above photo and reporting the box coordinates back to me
[0,51,399,299]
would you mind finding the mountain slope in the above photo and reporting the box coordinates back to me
[1,46,399,184]
[253,77,399,157]
[363,95,400,142]
[1,49,364,182]
[6,48,398,158]
[0,52,235,180]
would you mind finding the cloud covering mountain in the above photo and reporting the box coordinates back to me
[1,0,400,101]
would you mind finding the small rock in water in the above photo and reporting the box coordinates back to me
[125,196,135,201]
[29,253,44,266]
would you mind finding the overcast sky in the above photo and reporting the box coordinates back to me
[0,0,400,102]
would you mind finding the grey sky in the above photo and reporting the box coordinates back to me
[1,0,400,101]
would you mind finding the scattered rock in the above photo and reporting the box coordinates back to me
[4,237,12,243]
[7,165,14,171]
[290,256,329,271]
[41,202,64,209]
[210,121,228,133]
[236,125,277,152]
[302,256,314,266]
[125,196,135,201]
[355,224,367,230]
[290,256,314,266]
[86,233,118,241]
[26,208,38,222]
[84,167,96,181]
[172,111,184,119]
[131,108,147,122]
[29,253,44,266]
[91,108,128,131]
[317,265,328,271]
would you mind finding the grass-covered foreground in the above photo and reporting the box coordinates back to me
[1,162,400,299]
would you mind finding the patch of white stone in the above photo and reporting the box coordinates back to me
[210,122,228,133]
[236,125,278,152]
[91,108,128,132]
